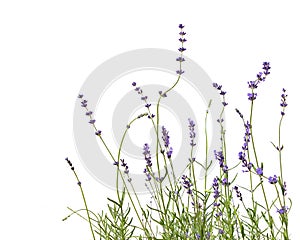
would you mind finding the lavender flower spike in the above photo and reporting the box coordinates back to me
[188,118,196,146]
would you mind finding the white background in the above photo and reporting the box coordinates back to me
[0,0,299,239]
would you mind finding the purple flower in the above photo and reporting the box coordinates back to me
[256,167,263,176]
[178,24,184,29]
[143,143,152,167]
[213,82,228,106]
[283,181,287,196]
[277,206,288,214]
[212,177,220,199]
[143,168,151,181]
[86,111,93,116]
[167,147,173,159]
[81,99,88,107]
[78,94,84,98]
[89,119,96,124]
[159,90,167,97]
[132,82,136,86]
[214,150,228,173]
[280,88,288,115]
[95,130,102,136]
[181,175,193,195]
[176,69,185,75]
[120,159,129,174]
[268,175,278,184]
[162,126,170,148]
[188,118,196,146]
[222,178,228,186]
[262,62,271,75]
[247,93,257,101]
[176,57,185,62]
[178,47,186,52]
[248,80,258,89]
[233,186,242,201]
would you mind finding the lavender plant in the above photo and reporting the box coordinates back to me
[63,24,291,239]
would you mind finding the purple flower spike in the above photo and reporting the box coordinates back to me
[188,118,196,146]
[162,126,170,148]
[143,143,152,167]
[212,177,220,200]
[181,175,193,196]
[262,62,271,75]
[233,186,243,201]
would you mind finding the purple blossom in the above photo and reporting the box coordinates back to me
[256,167,263,176]
[176,69,185,75]
[283,181,287,196]
[247,93,257,101]
[233,186,242,201]
[89,119,96,124]
[176,57,185,62]
[280,88,288,115]
[212,177,220,199]
[167,147,173,159]
[78,94,84,98]
[143,143,152,167]
[188,118,196,147]
[120,159,129,174]
[95,130,102,136]
[81,99,88,107]
[222,178,228,186]
[268,175,278,184]
[212,82,228,106]
[181,175,193,195]
[143,168,151,181]
[214,150,228,173]
[262,62,271,75]
[86,111,93,116]
[277,206,288,214]
[158,90,167,98]
[162,126,170,148]
[248,80,258,89]
[178,47,186,52]
[178,24,184,29]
